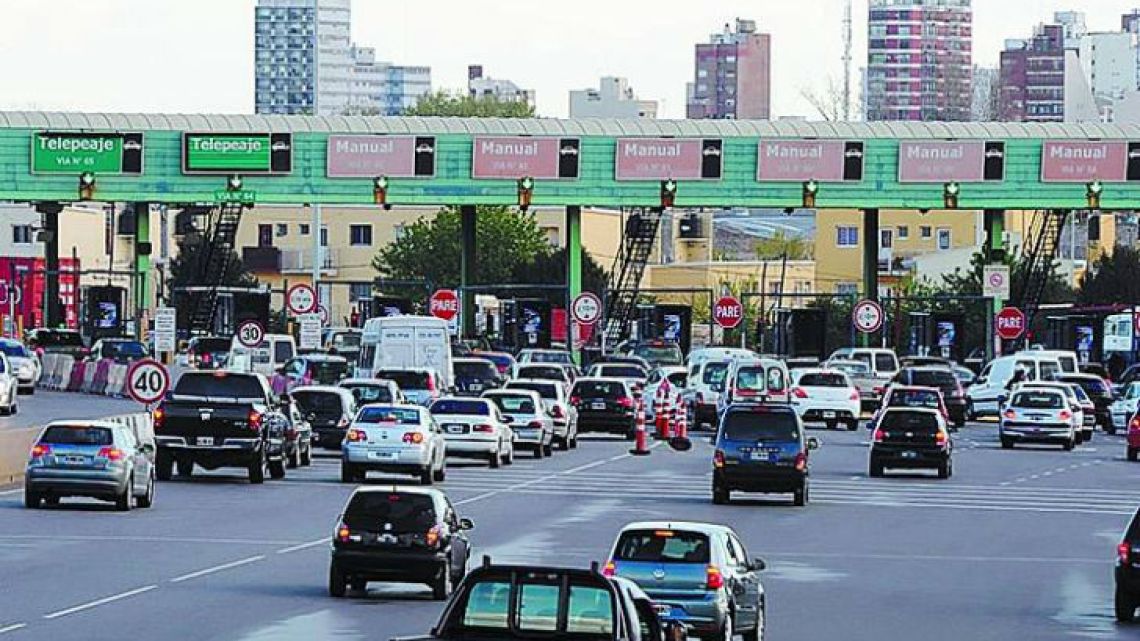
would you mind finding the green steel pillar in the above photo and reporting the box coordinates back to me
[135,203,151,329]
[984,209,1005,360]
[861,209,879,347]
[566,206,582,360]
[459,205,477,339]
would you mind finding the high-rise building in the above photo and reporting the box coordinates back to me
[685,18,771,120]
[467,66,535,108]
[999,24,1066,122]
[1078,32,1137,102]
[569,77,658,119]
[865,0,973,122]
[254,0,430,116]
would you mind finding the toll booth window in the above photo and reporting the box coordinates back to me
[518,583,559,631]
[462,581,510,629]
[567,586,615,634]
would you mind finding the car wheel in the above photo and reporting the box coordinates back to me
[340,462,356,483]
[420,466,434,486]
[249,452,266,484]
[301,443,312,466]
[156,452,173,481]
[825,421,836,430]
[488,449,501,469]
[717,612,733,641]
[26,386,34,396]
[433,463,446,482]
[177,458,194,478]
[1063,439,1075,451]
[570,432,578,449]
[966,401,977,421]
[793,483,808,507]
[937,460,951,479]
[268,458,286,480]
[869,458,884,478]
[534,445,544,459]
[847,420,858,431]
[137,473,155,508]
[954,417,966,429]
[1115,586,1137,623]
[542,442,553,457]
[328,564,347,598]
[1107,423,1117,436]
[287,445,300,469]
[115,477,133,512]
[1128,447,1138,462]
[350,578,367,594]
[558,436,570,451]
[712,482,730,505]
[23,489,40,509]
[743,600,765,641]
[503,443,514,466]
[432,562,453,601]
[1000,437,1014,450]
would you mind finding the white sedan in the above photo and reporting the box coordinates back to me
[791,368,861,430]
[429,397,515,468]
[0,353,20,415]
[340,403,447,485]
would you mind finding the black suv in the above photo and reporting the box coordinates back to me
[1116,507,1140,622]
[712,404,819,506]
[1057,373,1114,432]
[570,378,637,438]
[330,487,473,601]
[892,366,967,427]
[869,408,953,478]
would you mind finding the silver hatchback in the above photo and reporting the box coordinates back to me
[25,421,156,511]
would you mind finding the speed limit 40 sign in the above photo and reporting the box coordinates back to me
[126,359,170,405]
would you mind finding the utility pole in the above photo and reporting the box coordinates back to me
[842,0,853,121]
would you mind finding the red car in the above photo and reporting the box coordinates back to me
[1128,413,1140,461]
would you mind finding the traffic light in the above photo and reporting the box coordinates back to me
[373,175,391,210]
[78,172,96,201]
[226,174,244,192]
[1087,180,1103,209]
[944,181,960,209]
[518,176,534,212]
[660,179,677,208]
[802,180,819,208]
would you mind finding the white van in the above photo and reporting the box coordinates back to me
[966,353,1064,417]
[357,316,454,389]
[228,334,297,377]
[1024,349,1079,374]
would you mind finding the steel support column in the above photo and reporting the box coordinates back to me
[36,202,63,328]
[984,209,1005,359]
[861,209,879,347]
[460,205,477,338]
[566,206,582,360]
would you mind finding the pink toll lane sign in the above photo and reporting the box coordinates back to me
[1041,141,1128,182]
[898,141,986,183]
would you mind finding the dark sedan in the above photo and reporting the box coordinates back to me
[1057,374,1114,431]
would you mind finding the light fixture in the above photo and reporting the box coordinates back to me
[943,181,960,209]
[802,180,819,208]
[78,172,96,200]
[660,179,677,208]
[227,174,244,192]
[374,175,390,209]
[518,176,534,212]
[1087,180,1103,209]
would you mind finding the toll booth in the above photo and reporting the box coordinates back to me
[772,308,827,359]
[514,298,552,349]
[83,286,126,341]
[653,304,692,355]
[1045,314,1103,364]
[908,312,965,361]
[371,295,413,318]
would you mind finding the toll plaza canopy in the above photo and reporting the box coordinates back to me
[3,111,1140,209]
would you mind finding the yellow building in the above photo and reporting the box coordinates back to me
[645,260,816,307]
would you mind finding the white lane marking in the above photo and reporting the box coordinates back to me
[0,489,21,496]
[0,624,26,634]
[43,585,158,620]
[766,551,1104,564]
[0,534,297,546]
[276,540,326,555]
[170,555,265,583]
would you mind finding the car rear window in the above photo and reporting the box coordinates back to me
[39,331,84,347]
[342,384,394,404]
[875,354,898,372]
[455,361,498,379]
[798,373,847,387]
[880,411,940,432]
[735,367,766,390]
[526,352,572,364]
[888,389,941,408]
[507,382,558,399]
[1013,391,1064,409]
[599,365,646,379]
[308,360,347,382]
[105,342,148,358]
[614,529,711,564]
[518,366,565,380]
[431,399,490,416]
[722,410,799,441]
[344,492,436,532]
[376,370,430,390]
[831,361,870,375]
[666,372,688,385]
[703,362,729,385]
[634,344,682,364]
[910,370,956,387]
[477,353,515,373]
[173,373,264,399]
[486,395,537,414]
[1063,377,1110,397]
[0,342,29,358]
[460,579,614,635]
[195,338,230,353]
[572,381,625,398]
[41,425,113,446]
[356,406,419,425]
[293,391,345,413]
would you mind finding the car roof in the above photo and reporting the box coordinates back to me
[796,368,844,376]
[655,366,688,374]
[574,376,629,384]
[358,402,423,412]
[340,378,396,386]
[483,388,541,397]
[889,385,940,393]
[350,485,443,498]
[300,353,347,362]
[292,385,354,396]
[903,365,955,372]
[376,367,436,373]
[454,357,496,364]
[619,520,731,536]
[433,396,492,405]
[45,419,122,429]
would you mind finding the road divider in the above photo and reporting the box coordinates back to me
[37,356,131,398]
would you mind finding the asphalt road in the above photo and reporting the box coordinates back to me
[0,418,1137,641]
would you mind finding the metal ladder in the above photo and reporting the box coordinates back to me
[1015,209,1069,331]
[187,202,246,334]
[603,208,662,346]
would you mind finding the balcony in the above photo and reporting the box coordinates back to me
[242,246,281,273]
[281,248,338,275]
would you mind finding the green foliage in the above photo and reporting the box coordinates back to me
[404,91,535,118]
[1077,246,1140,305]
[753,232,813,260]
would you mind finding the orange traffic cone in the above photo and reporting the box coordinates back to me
[669,394,693,452]
[630,397,651,456]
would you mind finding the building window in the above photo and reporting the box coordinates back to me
[897,225,909,239]
[880,229,893,249]
[836,282,859,295]
[275,223,288,237]
[349,224,372,246]
[299,223,311,236]
[349,282,372,302]
[837,226,859,247]
[937,228,951,250]
[11,225,33,245]
[920,225,933,239]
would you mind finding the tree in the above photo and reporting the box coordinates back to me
[800,76,850,122]
[753,231,813,260]
[404,90,536,118]
[1078,246,1140,305]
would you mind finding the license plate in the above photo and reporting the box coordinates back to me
[63,455,86,465]
[447,425,465,434]
[750,450,777,462]
[592,402,606,410]
[901,451,917,459]
[196,437,214,446]
[823,411,836,418]
[368,451,397,460]
[469,383,483,391]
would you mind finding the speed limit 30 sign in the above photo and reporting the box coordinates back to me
[236,320,266,348]
[126,359,170,405]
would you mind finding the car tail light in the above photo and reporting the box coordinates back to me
[706,565,725,590]
[1119,542,1131,564]
[1003,410,1016,420]
[737,388,757,397]
[792,387,808,399]
[346,429,367,443]
[935,431,948,446]
[425,376,437,393]
[617,397,634,409]
[527,421,544,429]
[849,390,860,401]
[201,353,211,364]
[1130,417,1140,433]
[98,447,125,462]
[1059,410,1072,421]
[873,386,885,395]
[30,443,51,459]
[551,405,565,418]
[602,560,616,577]
[713,449,725,468]
[248,411,263,431]
[336,524,351,543]
[570,396,581,406]
[402,431,423,444]
[872,429,886,443]
[152,406,165,430]
[794,452,807,471]
[473,424,495,433]
[425,525,441,548]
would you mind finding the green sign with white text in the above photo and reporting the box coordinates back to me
[31,132,143,175]
[182,133,292,175]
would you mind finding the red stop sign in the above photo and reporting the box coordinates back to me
[429,289,460,322]
[995,306,1027,340]
[713,296,744,329]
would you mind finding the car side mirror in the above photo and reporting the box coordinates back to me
[749,558,766,572]
[459,517,475,531]
[807,437,821,451]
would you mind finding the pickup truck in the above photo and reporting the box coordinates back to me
[393,560,687,641]
[152,371,289,484]
[826,358,884,413]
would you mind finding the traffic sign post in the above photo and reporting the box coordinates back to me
[852,299,885,334]
[126,359,170,407]
[236,319,266,348]
[995,306,1027,341]
[286,283,318,315]
[298,314,322,350]
[571,292,602,326]
[429,289,460,322]
[713,296,744,330]
[154,307,177,356]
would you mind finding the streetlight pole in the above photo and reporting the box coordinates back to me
[311,204,322,304]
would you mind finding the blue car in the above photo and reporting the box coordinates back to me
[712,403,819,506]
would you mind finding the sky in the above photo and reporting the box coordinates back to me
[1,0,1139,119]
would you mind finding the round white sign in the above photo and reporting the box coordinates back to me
[571,293,603,325]
[287,284,318,315]
[236,320,266,348]
[127,359,170,405]
[852,299,885,334]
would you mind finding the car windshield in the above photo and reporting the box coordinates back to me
[888,389,941,408]
[508,382,559,400]
[343,492,436,533]
[572,380,625,398]
[342,384,394,404]
[1063,377,1110,397]
[875,354,898,373]
[722,410,799,441]
[831,361,870,375]
[1012,391,1064,409]
[375,370,431,390]
[355,406,419,425]
[703,362,729,385]
[633,344,682,365]
[880,411,940,432]
[37,331,84,347]
[614,529,711,564]
[104,341,147,358]
[173,373,263,399]
[599,365,646,379]
[0,342,29,358]
[525,351,572,364]
[486,395,537,414]
[293,391,345,413]
[41,425,113,445]
[431,399,490,416]
[798,373,847,387]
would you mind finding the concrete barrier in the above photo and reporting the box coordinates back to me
[105,363,128,397]
[66,361,87,392]
[0,427,39,486]
[38,354,58,386]
[53,356,76,390]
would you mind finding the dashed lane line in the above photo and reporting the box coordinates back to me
[0,624,26,635]
[170,555,266,583]
[42,585,158,620]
